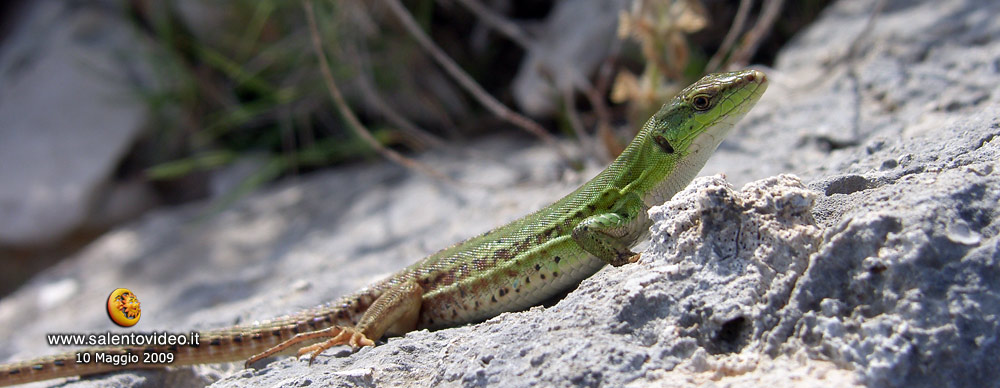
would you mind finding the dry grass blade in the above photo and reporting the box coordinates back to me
[343,41,448,150]
[381,0,577,168]
[562,87,593,158]
[845,0,887,61]
[303,0,455,184]
[729,0,785,67]
[590,49,621,161]
[705,0,753,73]
[453,0,534,49]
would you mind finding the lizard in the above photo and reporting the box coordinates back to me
[0,69,767,386]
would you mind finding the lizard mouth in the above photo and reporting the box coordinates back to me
[693,71,768,149]
[712,71,768,126]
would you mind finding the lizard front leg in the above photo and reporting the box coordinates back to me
[245,280,423,367]
[572,191,646,267]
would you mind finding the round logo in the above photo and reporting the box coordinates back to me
[107,288,141,327]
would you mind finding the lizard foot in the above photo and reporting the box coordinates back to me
[628,253,641,264]
[297,327,374,365]
[244,326,374,368]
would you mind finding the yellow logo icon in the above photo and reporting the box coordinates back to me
[107,288,141,327]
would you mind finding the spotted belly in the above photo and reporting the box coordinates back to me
[417,236,607,329]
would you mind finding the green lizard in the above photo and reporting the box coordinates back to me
[0,69,767,386]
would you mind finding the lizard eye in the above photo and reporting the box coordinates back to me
[692,95,711,111]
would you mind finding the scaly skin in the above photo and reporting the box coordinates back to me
[0,69,767,386]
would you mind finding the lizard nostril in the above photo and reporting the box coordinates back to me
[744,73,755,82]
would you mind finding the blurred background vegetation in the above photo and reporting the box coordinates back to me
[126,0,831,203]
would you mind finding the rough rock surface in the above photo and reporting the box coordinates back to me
[1,0,999,387]
[212,175,849,388]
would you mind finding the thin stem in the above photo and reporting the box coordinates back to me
[303,0,454,183]
[381,0,576,167]
[705,0,753,73]
[452,0,534,49]
[730,0,785,66]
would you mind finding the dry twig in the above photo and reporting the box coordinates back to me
[381,0,576,167]
[729,0,785,66]
[562,87,593,159]
[343,41,448,150]
[705,0,753,72]
[303,0,454,183]
[452,0,534,49]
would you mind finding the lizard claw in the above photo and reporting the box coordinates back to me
[244,326,374,368]
[296,327,374,365]
[627,253,641,264]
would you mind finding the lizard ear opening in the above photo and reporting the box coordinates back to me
[653,134,675,154]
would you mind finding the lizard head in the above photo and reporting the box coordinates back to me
[649,69,767,159]
[629,69,768,206]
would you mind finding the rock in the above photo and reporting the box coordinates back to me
[0,1,154,246]
[210,175,840,387]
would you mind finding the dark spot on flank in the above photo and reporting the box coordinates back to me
[525,276,531,284]
[452,309,458,318]
[518,238,531,251]
[535,264,541,271]
[272,329,282,337]
[499,288,507,297]
[553,271,559,277]
[32,365,43,371]
[475,301,480,308]
[495,249,513,260]
[428,318,435,325]
[491,295,497,303]
[337,310,348,319]
[574,210,584,218]
[459,287,466,297]
[554,256,561,263]
[587,204,597,211]
[540,274,546,280]
[439,271,456,286]
[233,336,243,343]
[515,288,520,293]
[290,326,300,334]
[9,369,21,374]
[53,360,65,366]
[210,338,221,346]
